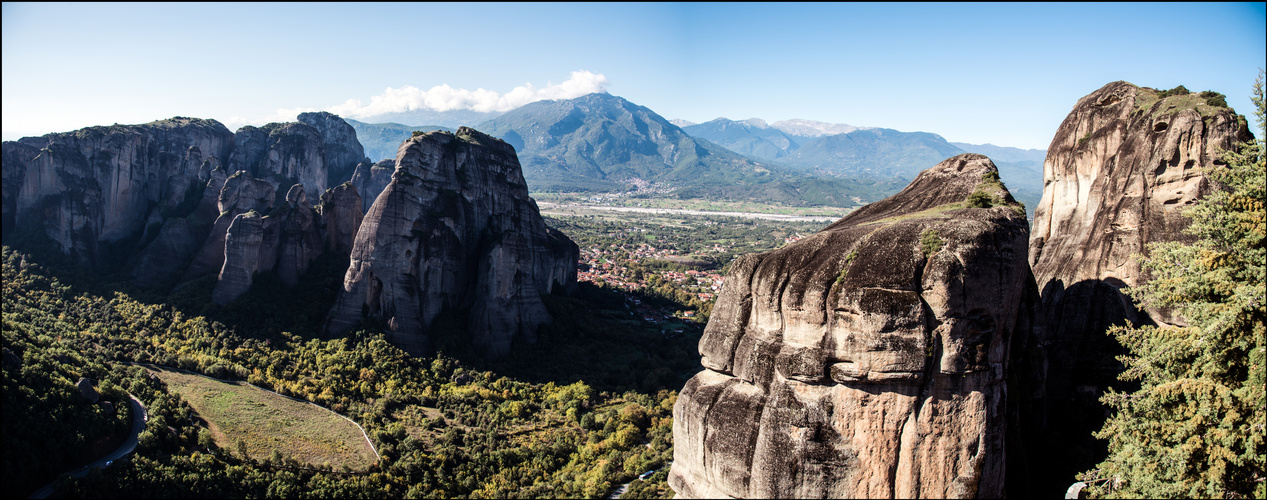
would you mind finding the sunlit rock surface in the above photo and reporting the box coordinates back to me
[1014,81,1252,495]
[670,154,1031,498]
[326,127,578,358]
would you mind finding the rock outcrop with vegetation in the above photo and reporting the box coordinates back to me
[326,127,578,358]
[1015,81,1252,494]
[669,154,1030,498]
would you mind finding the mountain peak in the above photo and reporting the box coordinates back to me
[769,119,862,137]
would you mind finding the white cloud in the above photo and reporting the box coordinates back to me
[223,71,610,129]
[326,70,610,118]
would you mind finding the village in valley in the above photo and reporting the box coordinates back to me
[547,209,821,336]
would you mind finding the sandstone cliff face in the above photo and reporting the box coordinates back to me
[350,159,396,213]
[670,154,1031,499]
[318,183,364,256]
[227,122,328,198]
[212,211,268,305]
[209,184,324,305]
[180,113,370,284]
[326,127,578,358]
[1030,81,1248,302]
[1016,81,1251,494]
[130,166,231,288]
[181,171,277,282]
[1,118,235,265]
[273,184,323,288]
[297,111,370,187]
[4,113,385,307]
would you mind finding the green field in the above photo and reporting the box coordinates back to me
[146,366,377,469]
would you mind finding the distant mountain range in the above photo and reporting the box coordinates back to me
[354,108,502,129]
[680,117,1045,210]
[475,93,895,205]
[344,119,451,163]
[347,93,1045,210]
[680,118,804,160]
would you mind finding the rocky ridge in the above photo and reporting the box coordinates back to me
[210,184,325,305]
[667,81,1252,499]
[1014,80,1251,494]
[325,127,578,358]
[1,114,372,298]
[669,154,1031,498]
[1,117,235,265]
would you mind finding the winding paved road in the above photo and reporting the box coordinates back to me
[28,395,148,499]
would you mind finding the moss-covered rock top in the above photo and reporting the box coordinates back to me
[1132,84,1235,119]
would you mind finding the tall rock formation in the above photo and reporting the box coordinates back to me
[318,182,364,256]
[2,112,377,304]
[181,171,277,282]
[210,183,324,305]
[297,111,370,187]
[1016,81,1251,494]
[669,154,1031,499]
[212,210,268,305]
[1,118,234,265]
[183,113,369,285]
[325,127,578,358]
[226,122,328,199]
[350,159,396,213]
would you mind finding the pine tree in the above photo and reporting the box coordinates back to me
[1081,70,1266,498]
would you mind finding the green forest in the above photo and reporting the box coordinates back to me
[2,206,825,498]
[1,240,697,498]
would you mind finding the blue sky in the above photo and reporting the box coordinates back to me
[3,2,1264,150]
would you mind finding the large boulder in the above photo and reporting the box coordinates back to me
[325,127,578,358]
[76,377,99,404]
[1015,81,1252,495]
[669,154,1031,498]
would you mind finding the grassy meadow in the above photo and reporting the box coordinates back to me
[145,366,377,469]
